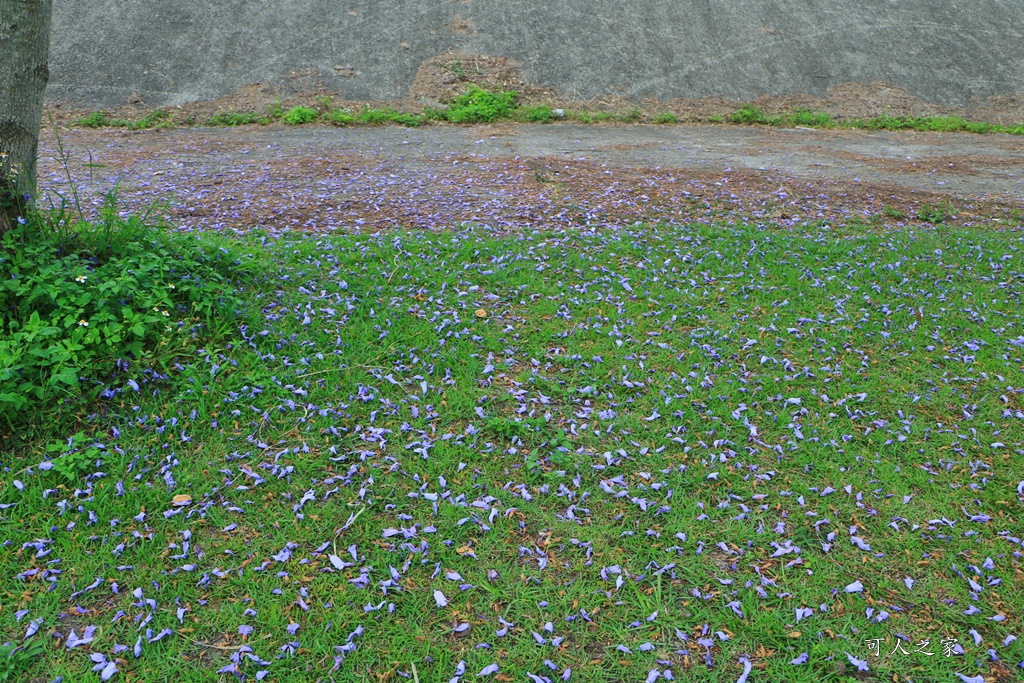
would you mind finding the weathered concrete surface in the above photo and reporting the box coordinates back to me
[48,1,1024,108]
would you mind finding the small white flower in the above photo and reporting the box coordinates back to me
[78,319,89,327]
[75,275,87,283]
[161,310,170,317]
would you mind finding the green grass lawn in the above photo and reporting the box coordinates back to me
[2,220,1023,682]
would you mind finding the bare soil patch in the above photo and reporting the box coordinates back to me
[35,123,1024,239]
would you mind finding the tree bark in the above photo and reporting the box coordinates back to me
[1,0,53,233]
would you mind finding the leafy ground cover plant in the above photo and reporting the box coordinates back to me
[282,106,318,125]
[440,86,517,123]
[2,218,1022,682]
[0,197,252,426]
[0,637,44,681]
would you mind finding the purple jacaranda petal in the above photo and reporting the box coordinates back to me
[99,661,118,681]
[790,653,809,665]
[434,590,449,608]
[735,657,753,683]
[66,625,97,648]
[845,653,869,672]
[477,663,499,676]
[845,581,864,593]
[954,675,984,683]
[25,617,43,638]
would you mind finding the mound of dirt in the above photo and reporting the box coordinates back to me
[408,52,557,105]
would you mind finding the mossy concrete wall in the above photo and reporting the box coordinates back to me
[48,0,1024,107]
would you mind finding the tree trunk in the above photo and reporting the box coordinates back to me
[0,0,53,233]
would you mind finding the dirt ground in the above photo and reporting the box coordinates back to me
[36,119,1024,236]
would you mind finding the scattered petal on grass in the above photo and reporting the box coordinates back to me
[845,653,869,672]
[735,657,753,683]
[25,618,43,638]
[10,182,1024,683]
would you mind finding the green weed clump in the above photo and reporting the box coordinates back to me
[0,197,252,425]
[126,109,174,130]
[729,104,780,125]
[282,106,318,125]
[850,114,992,133]
[652,112,678,124]
[443,86,517,123]
[515,105,556,123]
[323,109,355,125]
[724,106,1021,136]
[788,109,834,127]
[71,109,173,130]
[71,111,114,128]
[206,111,269,126]
[916,201,957,224]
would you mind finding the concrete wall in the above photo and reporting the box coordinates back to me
[48,0,1024,107]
